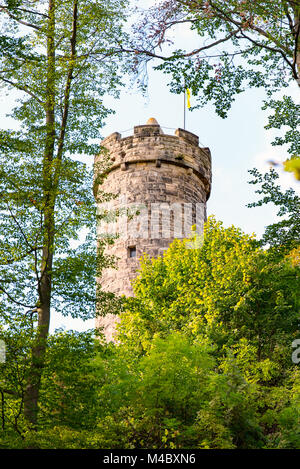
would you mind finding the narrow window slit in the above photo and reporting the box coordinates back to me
[128,246,136,258]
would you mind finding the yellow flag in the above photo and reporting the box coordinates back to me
[186,88,191,109]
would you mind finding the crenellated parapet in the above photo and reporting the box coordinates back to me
[94,124,211,201]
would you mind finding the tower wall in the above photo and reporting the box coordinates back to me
[93,121,212,341]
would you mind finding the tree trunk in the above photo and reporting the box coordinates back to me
[23,0,56,427]
[293,1,300,84]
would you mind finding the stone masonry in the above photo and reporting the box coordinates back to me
[93,118,212,341]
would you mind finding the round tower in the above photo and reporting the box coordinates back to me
[93,118,212,341]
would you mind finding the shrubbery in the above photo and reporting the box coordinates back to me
[1,218,299,448]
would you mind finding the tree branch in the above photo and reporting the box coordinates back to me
[53,0,78,189]
[118,27,241,62]
[0,285,35,309]
[0,76,44,105]
[6,204,33,251]
[237,30,297,78]
[7,6,49,18]
[208,0,292,55]
[0,6,41,30]
[0,387,18,397]
[1,246,43,266]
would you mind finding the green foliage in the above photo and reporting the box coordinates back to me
[134,0,299,114]
[135,0,300,181]
[1,218,299,448]
[0,0,130,424]
[0,313,35,436]
[284,157,300,181]
[263,96,300,157]
[259,370,300,448]
[94,332,264,449]
[72,217,298,449]
[118,217,299,364]
[248,168,300,250]
[0,321,104,438]
[262,96,300,180]
[39,329,104,429]
[155,53,279,119]
[0,0,128,319]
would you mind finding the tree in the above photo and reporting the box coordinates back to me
[127,0,300,178]
[1,218,299,448]
[0,326,264,449]
[130,0,300,95]
[247,167,300,250]
[93,332,264,449]
[0,0,128,426]
[117,218,299,369]
[0,319,106,447]
[110,218,300,447]
[0,313,34,439]
[0,317,99,440]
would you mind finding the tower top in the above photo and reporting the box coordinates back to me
[146,117,159,125]
[95,122,212,202]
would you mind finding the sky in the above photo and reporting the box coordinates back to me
[1,1,299,332]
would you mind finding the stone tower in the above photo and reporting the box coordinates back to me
[93,118,212,341]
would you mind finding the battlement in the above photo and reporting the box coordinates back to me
[94,122,211,200]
